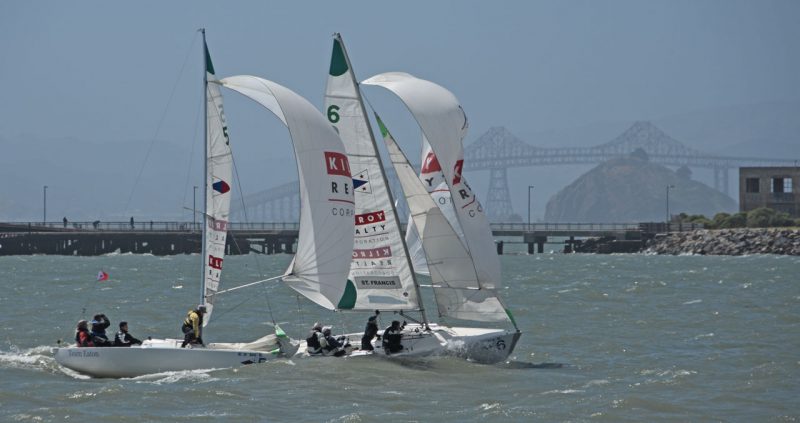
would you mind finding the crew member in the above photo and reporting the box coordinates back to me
[181,304,206,348]
[75,320,94,347]
[114,321,142,347]
[306,322,323,355]
[361,310,380,351]
[382,320,405,354]
[90,313,112,347]
[321,326,346,357]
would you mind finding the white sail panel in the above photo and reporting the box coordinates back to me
[404,134,466,276]
[201,41,232,325]
[362,72,501,290]
[378,116,509,322]
[220,75,355,310]
[325,35,419,311]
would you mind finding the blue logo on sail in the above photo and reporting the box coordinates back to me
[213,180,230,194]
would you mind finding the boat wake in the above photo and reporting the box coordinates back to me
[130,368,221,384]
[0,344,83,377]
[498,360,565,369]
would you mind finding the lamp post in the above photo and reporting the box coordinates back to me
[43,185,48,225]
[666,184,675,225]
[193,185,198,232]
[527,185,535,228]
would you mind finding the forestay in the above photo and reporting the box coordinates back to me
[362,72,501,291]
[202,38,233,325]
[324,35,420,311]
[220,76,355,310]
[377,116,509,322]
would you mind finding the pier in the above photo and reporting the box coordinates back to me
[0,222,299,256]
[0,221,701,256]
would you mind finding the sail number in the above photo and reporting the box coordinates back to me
[327,105,340,123]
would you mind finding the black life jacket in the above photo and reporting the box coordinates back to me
[306,331,321,352]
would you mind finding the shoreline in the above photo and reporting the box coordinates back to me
[644,228,800,256]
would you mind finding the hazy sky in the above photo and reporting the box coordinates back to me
[1,0,799,221]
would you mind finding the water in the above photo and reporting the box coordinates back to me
[1,252,798,421]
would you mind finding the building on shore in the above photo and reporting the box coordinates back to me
[739,166,799,217]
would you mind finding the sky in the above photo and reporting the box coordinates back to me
[1,0,799,221]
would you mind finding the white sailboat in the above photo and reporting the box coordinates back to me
[301,34,519,363]
[53,31,355,378]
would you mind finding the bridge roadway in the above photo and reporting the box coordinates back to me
[1,221,700,256]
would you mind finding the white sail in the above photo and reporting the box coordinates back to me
[324,34,420,311]
[220,75,355,311]
[376,116,509,322]
[201,38,233,325]
[404,134,465,276]
[362,72,501,290]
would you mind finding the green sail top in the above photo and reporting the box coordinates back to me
[205,41,215,75]
[329,39,349,77]
[375,113,390,138]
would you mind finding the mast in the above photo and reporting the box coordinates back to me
[335,33,429,327]
[200,28,209,306]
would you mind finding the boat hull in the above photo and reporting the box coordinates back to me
[53,340,280,378]
[297,323,520,364]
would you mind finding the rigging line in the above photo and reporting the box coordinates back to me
[205,291,256,324]
[123,33,200,216]
[228,151,277,326]
[212,274,285,296]
[180,101,202,218]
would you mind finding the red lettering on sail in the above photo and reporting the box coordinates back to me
[324,152,351,176]
[208,255,223,270]
[421,152,441,173]
[351,246,392,259]
[453,160,464,184]
[355,210,386,226]
[208,219,228,231]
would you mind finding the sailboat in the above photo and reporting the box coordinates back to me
[53,31,355,378]
[301,34,520,364]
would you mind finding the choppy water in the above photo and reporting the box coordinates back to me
[1,252,798,421]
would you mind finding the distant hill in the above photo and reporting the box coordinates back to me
[544,152,737,223]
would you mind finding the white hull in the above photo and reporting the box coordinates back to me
[297,323,520,364]
[53,338,284,378]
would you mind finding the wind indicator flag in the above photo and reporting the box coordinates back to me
[97,270,109,282]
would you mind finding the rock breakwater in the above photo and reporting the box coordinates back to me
[645,228,800,256]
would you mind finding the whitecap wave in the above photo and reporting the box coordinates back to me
[131,368,220,384]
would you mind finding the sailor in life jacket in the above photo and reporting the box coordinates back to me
[321,326,348,357]
[382,320,405,354]
[181,304,206,348]
[75,320,94,347]
[114,321,143,347]
[305,322,324,355]
[90,313,113,347]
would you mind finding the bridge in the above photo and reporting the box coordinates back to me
[229,121,795,222]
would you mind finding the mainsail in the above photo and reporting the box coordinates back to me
[362,72,501,291]
[201,37,233,325]
[220,75,355,311]
[376,116,510,322]
[324,34,420,312]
